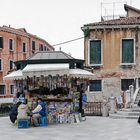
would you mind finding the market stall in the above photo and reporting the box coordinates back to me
[4,51,94,125]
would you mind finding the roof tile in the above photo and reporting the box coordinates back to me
[85,16,140,26]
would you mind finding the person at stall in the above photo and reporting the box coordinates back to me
[17,99,30,120]
[31,98,46,126]
[9,102,21,124]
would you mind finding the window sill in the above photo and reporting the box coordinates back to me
[89,64,103,66]
[88,64,103,69]
[120,63,136,66]
[120,63,136,68]
[0,95,6,97]
[9,50,14,52]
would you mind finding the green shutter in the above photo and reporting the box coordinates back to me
[90,40,101,64]
[122,39,134,63]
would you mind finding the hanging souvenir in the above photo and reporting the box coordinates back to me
[43,76,46,87]
[36,77,40,88]
[33,76,36,88]
[67,77,71,89]
[40,75,44,87]
[48,75,52,90]
[63,74,67,87]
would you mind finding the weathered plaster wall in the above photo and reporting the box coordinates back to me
[85,28,140,101]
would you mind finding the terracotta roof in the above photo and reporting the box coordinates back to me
[124,4,140,13]
[0,25,28,37]
[0,25,54,49]
[84,16,140,27]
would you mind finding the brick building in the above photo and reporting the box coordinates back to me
[0,25,54,100]
[81,4,140,102]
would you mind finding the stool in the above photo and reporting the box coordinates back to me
[18,119,29,129]
[40,117,47,127]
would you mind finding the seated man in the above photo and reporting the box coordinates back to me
[32,98,46,126]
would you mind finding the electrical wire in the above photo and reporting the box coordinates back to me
[0,36,84,56]
[52,36,84,46]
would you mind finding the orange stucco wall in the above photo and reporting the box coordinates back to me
[0,28,54,97]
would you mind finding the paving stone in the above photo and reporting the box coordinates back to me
[0,116,140,140]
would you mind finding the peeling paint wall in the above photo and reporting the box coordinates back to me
[85,28,140,101]
[103,78,121,98]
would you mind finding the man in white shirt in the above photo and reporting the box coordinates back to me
[32,98,46,126]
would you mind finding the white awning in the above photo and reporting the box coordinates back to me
[68,69,94,79]
[3,70,23,80]
[4,65,94,80]
[22,63,69,77]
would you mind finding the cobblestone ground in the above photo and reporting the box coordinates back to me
[0,116,140,140]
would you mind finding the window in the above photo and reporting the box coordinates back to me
[89,40,102,65]
[22,42,26,53]
[44,46,47,51]
[0,85,5,95]
[0,59,2,71]
[32,41,35,51]
[121,79,134,91]
[9,39,14,51]
[39,44,44,51]
[10,85,14,95]
[0,37,3,49]
[9,60,14,70]
[121,39,135,64]
[89,80,102,91]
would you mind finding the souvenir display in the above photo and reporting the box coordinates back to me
[14,75,88,126]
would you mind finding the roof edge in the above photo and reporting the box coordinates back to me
[124,4,140,13]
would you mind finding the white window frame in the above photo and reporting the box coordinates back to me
[120,38,135,65]
[89,79,103,92]
[32,40,36,51]
[39,44,44,51]
[9,38,14,51]
[88,39,103,66]
[44,46,47,51]
[9,60,14,70]
[0,84,6,96]
[9,84,14,95]
[0,36,3,49]
[22,42,26,53]
[0,59,3,71]
[121,78,135,91]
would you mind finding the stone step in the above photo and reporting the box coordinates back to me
[116,111,139,116]
[122,108,140,112]
[109,113,139,119]
[135,98,140,101]
[135,100,139,103]
[136,95,140,97]
[135,101,139,104]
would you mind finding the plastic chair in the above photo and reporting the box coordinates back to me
[18,119,29,128]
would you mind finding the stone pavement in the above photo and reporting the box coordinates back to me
[0,116,140,140]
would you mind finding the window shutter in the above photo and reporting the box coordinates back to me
[122,39,134,63]
[90,40,101,65]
